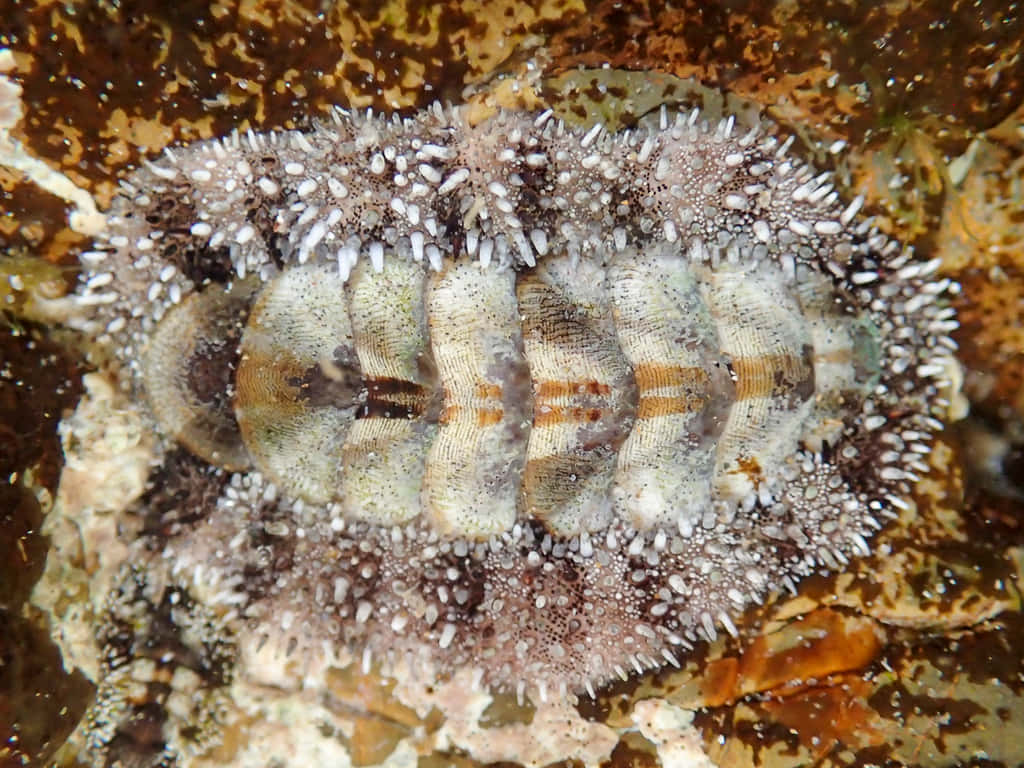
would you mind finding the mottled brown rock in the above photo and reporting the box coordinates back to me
[955,265,1024,418]
[0,612,94,767]
[547,0,1024,138]
[3,0,586,257]
[0,324,89,767]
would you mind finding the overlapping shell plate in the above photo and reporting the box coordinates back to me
[74,104,958,706]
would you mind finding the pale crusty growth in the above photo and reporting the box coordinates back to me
[76,104,959,703]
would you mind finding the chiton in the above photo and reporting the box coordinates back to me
[76,104,958,701]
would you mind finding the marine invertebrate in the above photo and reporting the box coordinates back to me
[74,104,958,706]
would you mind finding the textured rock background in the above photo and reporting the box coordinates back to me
[1,0,1022,766]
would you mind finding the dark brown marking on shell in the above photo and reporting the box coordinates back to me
[181,359,246,459]
[288,347,363,411]
[359,377,431,420]
[187,330,242,414]
[435,549,490,625]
